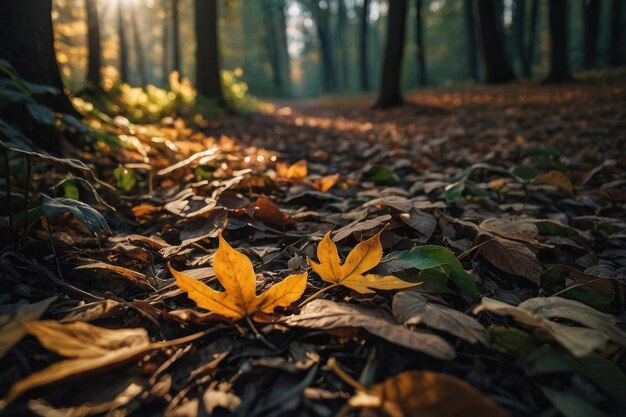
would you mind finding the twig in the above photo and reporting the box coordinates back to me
[245,315,278,351]
[298,282,341,308]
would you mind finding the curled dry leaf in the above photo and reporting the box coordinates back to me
[348,370,508,417]
[75,262,155,290]
[171,232,307,320]
[477,237,542,284]
[0,297,56,360]
[533,170,574,195]
[307,230,417,294]
[392,290,488,345]
[283,299,455,360]
[0,321,206,408]
[308,173,340,192]
[276,159,307,181]
[474,297,626,357]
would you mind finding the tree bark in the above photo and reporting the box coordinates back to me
[85,0,102,92]
[513,0,528,77]
[276,0,292,96]
[0,0,77,116]
[545,0,573,83]
[582,0,600,70]
[475,0,516,83]
[525,0,538,77]
[311,2,337,92]
[415,0,427,86]
[172,0,182,76]
[464,0,479,81]
[609,0,623,67]
[374,0,408,109]
[130,8,148,86]
[195,0,225,105]
[262,0,282,90]
[336,0,349,90]
[117,0,129,83]
[359,0,370,90]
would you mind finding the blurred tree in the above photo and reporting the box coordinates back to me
[475,0,516,83]
[609,0,623,67]
[85,0,102,92]
[309,0,338,92]
[525,0,538,77]
[130,7,148,86]
[262,0,290,94]
[545,0,573,83]
[195,0,226,105]
[359,0,370,90]
[336,0,349,90]
[172,0,182,76]
[0,0,79,150]
[375,0,407,108]
[117,0,129,83]
[464,0,479,81]
[415,0,427,86]
[513,0,529,77]
[582,0,600,69]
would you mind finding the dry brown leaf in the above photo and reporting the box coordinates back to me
[533,170,574,195]
[349,370,508,417]
[0,297,56,360]
[478,237,542,284]
[283,299,455,360]
[276,159,308,181]
[75,262,155,290]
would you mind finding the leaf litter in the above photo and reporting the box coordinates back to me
[2,78,626,416]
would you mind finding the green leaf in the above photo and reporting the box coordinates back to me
[390,246,479,300]
[362,165,395,185]
[488,326,536,356]
[63,181,80,200]
[444,181,465,204]
[113,166,136,193]
[541,265,614,310]
[41,195,110,236]
[511,166,537,182]
[540,386,608,417]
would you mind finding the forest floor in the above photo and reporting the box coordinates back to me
[2,70,626,417]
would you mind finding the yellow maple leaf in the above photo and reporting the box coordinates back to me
[170,233,307,320]
[307,230,417,294]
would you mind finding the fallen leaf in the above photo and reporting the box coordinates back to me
[0,297,56,359]
[478,237,542,284]
[307,230,417,294]
[276,159,307,181]
[392,290,488,345]
[348,370,508,417]
[474,297,626,357]
[533,170,574,195]
[171,232,307,320]
[75,262,155,290]
[284,299,455,359]
[308,173,340,192]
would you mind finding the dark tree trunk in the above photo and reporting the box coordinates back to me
[359,0,370,90]
[464,0,480,81]
[130,8,148,86]
[475,0,516,83]
[172,0,182,75]
[513,0,529,77]
[415,0,427,86]
[262,0,282,89]
[117,0,129,83]
[276,0,292,96]
[162,0,170,85]
[545,0,573,83]
[311,3,337,92]
[374,0,408,108]
[85,0,102,91]
[526,0,539,77]
[582,0,600,69]
[195,0,225,105]
[0,0,79,151]
[609,0,623,67]
[336,0,349,90]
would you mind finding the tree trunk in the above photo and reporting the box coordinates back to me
[195,0,225,105]
[311,3,337,92]
[85,0,102,92]
[172,0,182,76]
[415,0,427,86]
[513,0,528,77]
[464,0,479,81]
[525,0,538,77]
[162,0,170,85]
[359,0,370,90]
[117,0,129,83]
[374,0,408,109]
[262,0,282,90]
[475,0,516,83]
[130,8,148,86]
[336,0,349,90]
[545,0,573,83]
[0,0,79,151]
[276,0,292,96]
[582,0,600,70]
[609,0,623,67]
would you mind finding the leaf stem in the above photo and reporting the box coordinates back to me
[245,315,278,351]
[298,283,341,308]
